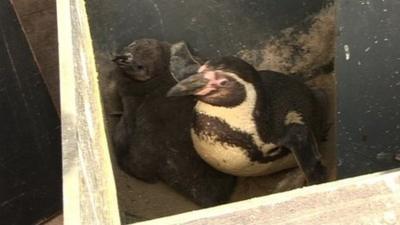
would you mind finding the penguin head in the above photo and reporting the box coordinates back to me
[167,57,260,107]
[113,39,171,81]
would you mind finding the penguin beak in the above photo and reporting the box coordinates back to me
[112,53,133,66]
[167,73,209,97]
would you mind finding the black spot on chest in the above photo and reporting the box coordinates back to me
[192,113,289,163]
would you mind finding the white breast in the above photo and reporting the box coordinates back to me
[191,129,296,176]
[194,72,277,155]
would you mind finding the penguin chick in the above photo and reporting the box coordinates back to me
[112,39,171,165]
[113,39,171,82]
[167,56,328,185]
[112,40,236,206]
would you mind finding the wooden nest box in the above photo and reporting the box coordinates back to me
[57,0,400,224]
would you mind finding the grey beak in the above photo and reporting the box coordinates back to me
[167,73,209,97]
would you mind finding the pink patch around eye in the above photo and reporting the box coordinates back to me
[203,71,216,80]
[194,70,222,95]
[195,87,216,96]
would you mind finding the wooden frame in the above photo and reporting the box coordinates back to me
[134,168,400,225]
[57,0,120,224]
[58,0,400,225]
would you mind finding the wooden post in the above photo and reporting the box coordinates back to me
[57,0,121,224]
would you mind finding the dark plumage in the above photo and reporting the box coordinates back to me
[113,39,171,82]
[112,39,171,160]
[168,56,328,184]
[112,39,236,207]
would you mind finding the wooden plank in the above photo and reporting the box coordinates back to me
[57,0,120,224]
[11,0,59,114]
[134,169,400,225]
[11,0,54,16]
[0,0,61,224]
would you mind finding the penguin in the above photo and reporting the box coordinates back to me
[111,39,236,207]
[167,56,328,184]
[111,39,171,161]
[113,39,171,83]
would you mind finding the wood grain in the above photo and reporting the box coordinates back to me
[0,1,61,224]
[135,169,400,225]
[57,0,120,224]
[11,0,59,114]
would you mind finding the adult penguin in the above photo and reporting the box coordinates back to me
[168,56,328,184]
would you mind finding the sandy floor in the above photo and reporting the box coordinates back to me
[43,215,63,225]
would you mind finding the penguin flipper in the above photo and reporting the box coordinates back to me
[113,116,129,159]
[280,123,328,185]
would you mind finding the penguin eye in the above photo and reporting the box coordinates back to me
[219,79,229,86]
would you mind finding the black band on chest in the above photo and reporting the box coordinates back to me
[192,113,290,163]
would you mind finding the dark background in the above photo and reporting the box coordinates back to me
[86,0,331,58]
[336,0,400,177]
